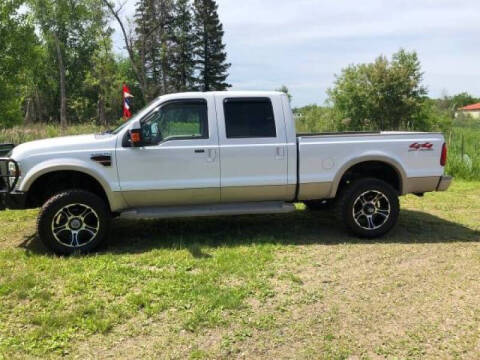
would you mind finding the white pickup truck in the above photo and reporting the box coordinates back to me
[0,91,451,254]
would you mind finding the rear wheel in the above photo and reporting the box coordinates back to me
[37,190,110,254]
[335,178,399,238]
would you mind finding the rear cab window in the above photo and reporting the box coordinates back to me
[223,98,276,138]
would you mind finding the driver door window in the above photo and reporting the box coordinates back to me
[141,100,208,146]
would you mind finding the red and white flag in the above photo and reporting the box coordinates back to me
[123,84,134,119]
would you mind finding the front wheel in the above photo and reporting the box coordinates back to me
[335,178,400,238]
[37,190,110,254]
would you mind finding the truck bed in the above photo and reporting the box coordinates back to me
[296,131,446,200]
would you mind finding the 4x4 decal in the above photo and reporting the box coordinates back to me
[409,142,433,151]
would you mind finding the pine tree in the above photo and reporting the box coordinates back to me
[170,0,196,91]
[134,0,174,98]
[155,0,175,94]
[133,0,157,99]
[192,0,230,91]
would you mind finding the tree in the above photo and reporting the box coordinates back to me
[132,0,157,99]
[0,0,38,127]
[103,0,149,102]
[328,49,427,130]
[170,0,196,91]
[294,105,338,133]
[450,92,479,109]
[83,32,124,125]
[192,0,230,91]
[23,42,57,125]
[29,0,109,127]
[132,0,176,99]
[29,0,69,127]
[156,0,176,94]
[436,92,480,119]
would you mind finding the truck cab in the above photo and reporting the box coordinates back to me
[116,92,297,208]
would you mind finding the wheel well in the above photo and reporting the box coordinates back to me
[26,171,110,210]
[336,161,401,196]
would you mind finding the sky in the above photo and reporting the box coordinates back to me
[112,0,480,107]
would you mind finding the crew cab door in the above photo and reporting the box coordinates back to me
[215,95,290,202]
[116,97,220,207]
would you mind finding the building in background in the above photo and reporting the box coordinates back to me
[456,103,480,119]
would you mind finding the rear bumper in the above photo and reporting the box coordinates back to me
[436,176,453,192]
[0,192,27,211]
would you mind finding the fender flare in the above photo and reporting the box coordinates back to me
[329,154,408,198]
[20,159,119,210]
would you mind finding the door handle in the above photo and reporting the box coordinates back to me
[275,146,285,160]
[194,149,205,153]
[207,149,217,162]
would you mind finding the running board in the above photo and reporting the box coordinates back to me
[120,201,296,220]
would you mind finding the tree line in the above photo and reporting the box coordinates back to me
[2,1,478,134]
[295,49,480,133]
[0,0,230,128]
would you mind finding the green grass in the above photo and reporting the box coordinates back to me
[1,181,480,359]
[446,127,480,180]
[0,124,106,145]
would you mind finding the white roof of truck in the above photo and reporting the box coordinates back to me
[161,91,285,101]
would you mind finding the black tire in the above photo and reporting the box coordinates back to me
[37,190,110,255]
[335,178,399,238]
[304,199,333,211]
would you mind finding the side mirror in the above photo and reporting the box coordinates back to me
[129,128,143,147]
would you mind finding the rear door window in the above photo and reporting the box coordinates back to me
[223,98,276,138]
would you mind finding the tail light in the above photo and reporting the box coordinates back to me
[440,143,447,167]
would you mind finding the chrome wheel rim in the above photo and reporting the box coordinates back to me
[352,190,391,231]
[51,203,100,248]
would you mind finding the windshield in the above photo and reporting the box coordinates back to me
[111,97,163,134]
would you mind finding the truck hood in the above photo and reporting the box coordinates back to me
[10,133,116,161]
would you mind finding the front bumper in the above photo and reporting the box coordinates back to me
[0,192,27,210]
[436,176,453,192]
[0,157,22,210]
